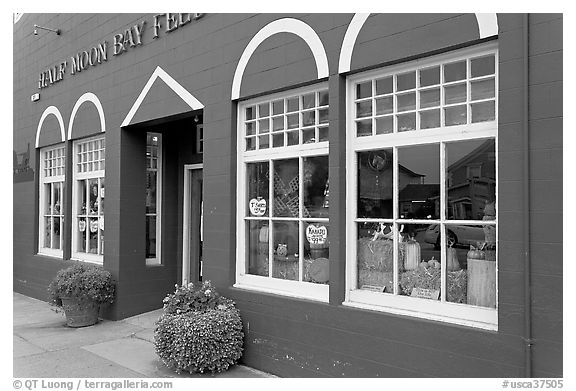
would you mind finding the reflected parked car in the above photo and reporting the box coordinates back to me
[424,224,485,249]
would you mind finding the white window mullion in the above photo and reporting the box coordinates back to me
[392,146,399,295]
[440,142,447,302]
[298,156,304,282]
[85,179,89,254]
[97,177,101,256]
[268,159,274,278]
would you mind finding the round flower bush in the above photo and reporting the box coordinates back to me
[154,281,244,374]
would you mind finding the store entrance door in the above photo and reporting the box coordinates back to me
[182,164,203,284]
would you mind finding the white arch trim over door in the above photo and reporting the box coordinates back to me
[68,92,106,140]
[35,106,66,148]
[338,13,499,74]
[231,18,329,100]
[121,66,204,127]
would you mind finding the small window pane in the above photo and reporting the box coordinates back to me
[318,108,329,124]
[420,88,440,109]
[258,135,269,149]
[246,137,256,151]
[444,61,467,82]
[287,130,299,146]
[287,97,299,112]
[272,221,299,281]
[471,101,496,123]
[318,91,329,106]
[258,103,269,118]
[247,162,269,217]
[471,79,495,101]
[44,217,52,248]
[88,179,99,215]
[246,220,269,277]
[53,217,61,249]
[258,119,269,134]
[397,113,416,132]
[287,113,299,129]
[397,71,416,91]
[302,110,315,126]
[357,149,393,218]
[245,106,255,120]
[398,143,440,220]
[88,218,98,254]
[77,218,86,252]
[273,133,284,148]
[78,180,87,215]
[420,109,440,130]
[304,222,330,284]
[397,92,416,112]
[376,76,393,95]
[444,83,467,104]
[318,126,329,142]
[272,100,284,115]
[471,55,495,78]
[445,105,467,126]
[356,81,372,99]
[146,171,157,214]
[356,101,372,118]
[376,96,393,115]
[303,93,316,109]
[375,116,393,135]
[146,215,157,258]
[272,158,299,218]
[272,117,284,132]
[356,119,372,137]
[246,122,256,136]
[302,128,315,144]
[420,66,440,87]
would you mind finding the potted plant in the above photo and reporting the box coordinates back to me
[154,281,244,374]
[47,263,115,327]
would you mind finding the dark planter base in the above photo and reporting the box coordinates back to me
[60,298,100,327]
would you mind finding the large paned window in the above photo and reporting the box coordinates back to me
[72,136,105,264]
[146,133,162,265]
[38,145,66,256]
[346,43,498,329]
[236,85,330,301]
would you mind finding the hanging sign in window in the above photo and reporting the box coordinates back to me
[306,224,327,245]
[249,197,267,216]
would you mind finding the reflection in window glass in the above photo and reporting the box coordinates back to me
[471,101,496,123]
[273,159,299,218]
[376,76,393,95]
[398,144,440,219]
[446,139,496,220]
[420,66,440,87]
[444,61,466,82]
[357,149,393,218]
[471,55,495,78]
[303,156,329,218]
[397,113,416,132]
[397,71,416,91]
[445,105,467,126]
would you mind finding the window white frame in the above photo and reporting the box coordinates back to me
[71,135,105,264]
[235,83,330,302]
[38,144,66,257]
[146,132,163,266]
[196,124,204,154]
[345,42,498,330]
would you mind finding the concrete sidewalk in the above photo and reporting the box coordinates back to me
[13,292,274,378]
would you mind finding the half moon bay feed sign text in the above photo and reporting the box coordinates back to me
[37,13,204,89]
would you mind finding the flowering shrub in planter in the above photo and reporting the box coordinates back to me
[154,281,244,374]
[47,263,115,327]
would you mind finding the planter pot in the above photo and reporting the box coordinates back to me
[60,297,100,327]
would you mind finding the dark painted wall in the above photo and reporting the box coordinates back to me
[13,13,562,377]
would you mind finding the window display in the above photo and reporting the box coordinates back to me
[39,145,65,256]
[347,44,498,328]
[238,85,330,301]
[72,136,105,263]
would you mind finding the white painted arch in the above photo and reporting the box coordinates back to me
[338,13,499,74]
[68,92,106,140]
[35,106,66,148]
[231,18,329,100]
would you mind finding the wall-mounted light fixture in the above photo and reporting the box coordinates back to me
[34,24,61,36]
[194,115,199,123]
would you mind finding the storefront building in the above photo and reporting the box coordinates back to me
[13,13,562,377]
